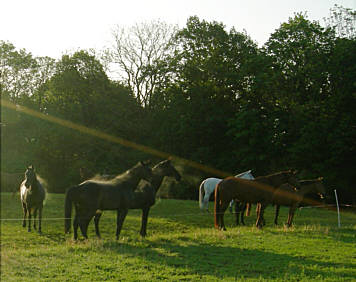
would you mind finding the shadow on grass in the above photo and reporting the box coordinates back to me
[97,238,355,280]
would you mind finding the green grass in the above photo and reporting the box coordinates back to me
[1,192,355,281]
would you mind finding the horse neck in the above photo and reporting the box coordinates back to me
[150,169,165,192]
[298,182,318,197]
[116,171,144,189]
[255,175,274,186]
[28,178,40,191]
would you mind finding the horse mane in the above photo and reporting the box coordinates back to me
[35,174,47,188]
[260,170,292,178]
[87,164,144,185]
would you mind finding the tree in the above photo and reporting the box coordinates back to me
[108,20,178,107]
[30,50,144,191]
[148,17,259,171]
[263,13,356,202]
[1,42,55,173]
[324,4,356,39]
[0,41,55,102]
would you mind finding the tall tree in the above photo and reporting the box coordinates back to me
[0,41,55,102]
[108,20,178,107]
[324,4,356,39]
[31,51,143,191]
[149,17,259,171]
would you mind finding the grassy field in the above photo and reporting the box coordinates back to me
[1,192,355,281]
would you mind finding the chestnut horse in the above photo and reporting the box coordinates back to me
[198,170,254,211]
[214,170,299,230]
[272,177,326,226]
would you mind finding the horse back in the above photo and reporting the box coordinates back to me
[204,178,222,194]
[219,177,273,203]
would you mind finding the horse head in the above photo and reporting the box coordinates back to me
[153,160,181,181]
[134,161,153,181]
[314,177,326,200]
[285,170,300,189]
[24,165,36,188]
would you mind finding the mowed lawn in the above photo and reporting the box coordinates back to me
[1,192,355,281]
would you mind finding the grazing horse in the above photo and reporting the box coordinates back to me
[272,177,326,226]
[214,170,299,230]
[64,161,152,240]
[20,165,46,233]
[198,170,254,211]
[94,159,181,237]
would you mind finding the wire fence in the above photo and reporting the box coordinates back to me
[1,204,355,222]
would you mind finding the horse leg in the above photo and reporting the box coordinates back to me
[94,213,102,239]
[33,208,38,230]
[240,203,247,225]
[274,205,280,225]
[140,207,150,237]
[116,209,128,240]
[38,206,43,233]
[73,214,79,240]
[219,202,229,231]
[27,207,32,232]
[256,203,266,226]
[22,203,27,228]
[234,201,240,225]
[79,214,92,239]
[78,218,88,239]
[287,206,296,227]
[256,203,267,228]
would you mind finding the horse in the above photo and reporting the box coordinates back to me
[214,170,299,230]
[198,170,254,211]
[64,161,152,240]
[20,165,46,233]
[93,159,181,237]
[272,177,326,226]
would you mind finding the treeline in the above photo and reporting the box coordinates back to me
[1,8,355,203]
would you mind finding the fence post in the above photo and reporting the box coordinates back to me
[334,189,341,228]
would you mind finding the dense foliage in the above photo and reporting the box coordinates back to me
[1,10,355,203]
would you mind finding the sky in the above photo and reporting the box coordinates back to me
[1,0,355,59]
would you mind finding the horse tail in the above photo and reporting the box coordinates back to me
[64,186,76,234]
[199,180,206,210]
[214,182,221,229]
[245,203,251,216]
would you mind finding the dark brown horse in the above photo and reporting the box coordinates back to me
[272,177,326,226]
[214,170,299,230]
[20,165,46,233]
[93,159,181,237]
[64,161,152,240]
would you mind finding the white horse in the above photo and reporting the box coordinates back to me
[198,170,254,211]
